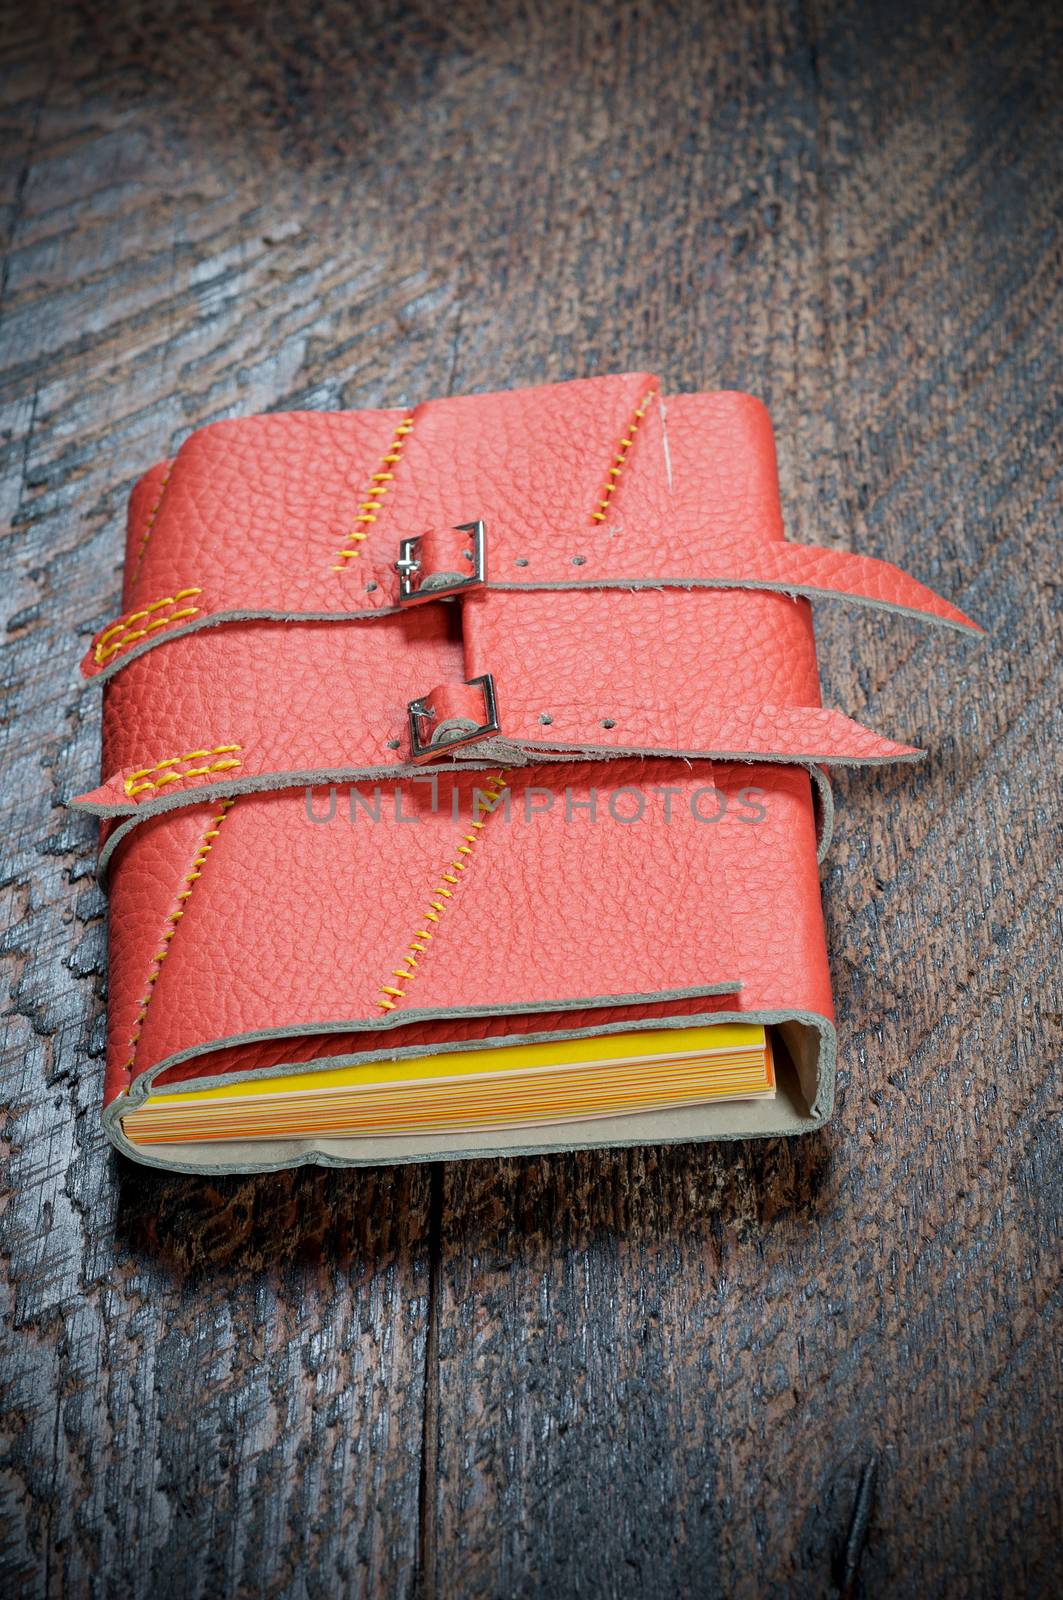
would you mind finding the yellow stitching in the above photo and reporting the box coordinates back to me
[124,745,242,798]
[130,467,173,584]
[96,588,201,644]
[95,589,201,647]
[375,773,509,1011]
[126,743,238,780]
[332,411,415,571]
[98,588,202,643]
[94,589,202,664]
[98,610,199,656]
[149,760,241,789]
[590,387,657,523]
[124,798,236,1072]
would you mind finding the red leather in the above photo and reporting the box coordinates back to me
[74,374,979,1161]
[80,378,978,684]
[102,763,826,1109]
[74,698,920,823]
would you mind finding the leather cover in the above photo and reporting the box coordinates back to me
[71,374,979,1172]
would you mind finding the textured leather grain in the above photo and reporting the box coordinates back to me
[73,380,973,824]
[80,377,978,685]
[102,762,827,1097]
[74,374,979,1170]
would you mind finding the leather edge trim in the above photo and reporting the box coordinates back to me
[112,984,743,1094]
[807,764,834,864]
[79,606,405,685]
[79,568,985,687]
[487,578,984,633]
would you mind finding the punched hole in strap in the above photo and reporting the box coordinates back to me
[397,519,487,605]
[407,673,500,763]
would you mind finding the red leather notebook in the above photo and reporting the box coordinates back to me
[72,374,979,1172]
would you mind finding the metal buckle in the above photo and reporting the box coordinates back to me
[397,520,486,605]
[407,674,500,764]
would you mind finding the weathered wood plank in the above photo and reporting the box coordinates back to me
[0,1,1060,1596]
[425,1,1063,1595]
[0,6,461,1593]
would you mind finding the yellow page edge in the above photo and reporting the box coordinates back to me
[149,1024,768,1105]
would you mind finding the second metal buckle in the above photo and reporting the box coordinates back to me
[396,519,486,605]
[407,674,500,764]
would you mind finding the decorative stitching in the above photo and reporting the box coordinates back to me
[130,467,173,585]
[376,771,510,1011]
[93,588,202,665]
[124,744,241,798]
[124,797,236,1073]
[590,387,657,523]
[333,412,415,570]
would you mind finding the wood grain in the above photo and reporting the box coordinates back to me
[1,1,1060,1595]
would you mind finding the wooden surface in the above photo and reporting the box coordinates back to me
[1,1,1061,1594]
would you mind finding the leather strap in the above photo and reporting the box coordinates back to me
[81,543,976,682]
[80,377,978,682]
[72,378,979,848]
[487,542,979,632]
[72,701,917,820]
